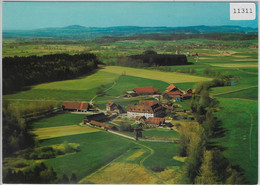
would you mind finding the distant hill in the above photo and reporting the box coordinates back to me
[3,25,258,39]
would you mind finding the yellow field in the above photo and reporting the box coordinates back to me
[33,125,100,139]
[79,162,160,184]
[101,66,211,83]
[156,166,183,184]
[173,156,187,162]
[126,149,145,161]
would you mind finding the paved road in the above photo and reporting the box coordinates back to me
[108,130,136,140]
[108,130,178,143]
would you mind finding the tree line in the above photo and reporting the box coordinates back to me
[2,100,59,157]
[107,50,191,68]
[3,53,100,94]
[94,33,257,43]
[4,162,78,184]
[178,80,247,184]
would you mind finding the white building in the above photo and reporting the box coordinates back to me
[127,100,164,118]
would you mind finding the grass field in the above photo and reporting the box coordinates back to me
[216,87,258,101]
[142,128,179,139]
[213,98,258,184]
[101,66,212,83]
[39,132,132,180]
[142,141,183,168]
[80,140,183,184]
[3,66,204,103]
[32,113,86,129]
[33,125,100,140]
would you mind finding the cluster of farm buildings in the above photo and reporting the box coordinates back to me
[62,84,193,130]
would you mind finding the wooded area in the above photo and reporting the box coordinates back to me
[3,53,99,94]
[178,80,247,184]
[107,50,190,67]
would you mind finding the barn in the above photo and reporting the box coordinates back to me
[62,102,90,112]
[133,86,159,95]
[145,117,165,127]
[83,113,107,123]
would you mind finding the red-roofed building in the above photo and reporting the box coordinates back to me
[162,84,185,102]
[182,88,193,100]
[146,117,165,127]
[133,86,159,95]
[139,100,158,106]
[127,101,164,118]
[89,120,113,130]
[166,84,178,92]
[62,102,89,112]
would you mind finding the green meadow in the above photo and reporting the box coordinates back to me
[142,128,179,139]
[32,113,86,129]
[38,132,132,180]
[213,98,258,184]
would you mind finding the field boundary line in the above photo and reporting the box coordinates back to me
[213,86,257,96]
[106,131,167,183]
[78,149,131,184]
[245,110,254,160]
[108,130,136,140]
[230,98,258,102]
[133,141,166,184]
[89,81,117,104]
[236,68,258,75]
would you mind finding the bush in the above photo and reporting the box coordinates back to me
[14,162,28,168]
[150,166,165,172]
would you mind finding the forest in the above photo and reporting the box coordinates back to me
[2,53,100,94]
[107,50,190,67]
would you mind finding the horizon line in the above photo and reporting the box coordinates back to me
[3,24,259,32]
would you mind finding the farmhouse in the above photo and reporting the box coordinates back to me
[89,120,113,130]
[127,100,164,118]
[145,117,165,127]
[83,113,107,123]
[182,88,193,100]
[62,102,90,112]
[106,101,124,114]
[133,86,159,95]
[162,84,193,101]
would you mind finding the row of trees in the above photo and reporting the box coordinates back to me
[178,81,247,184]
[2,100,35,157]
[3,53,100,94]
[2,100,59,157]
[107,50,190,68]
[94,33,257,43]
[4,163,57,183]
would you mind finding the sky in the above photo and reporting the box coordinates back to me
[2,2,258,30]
